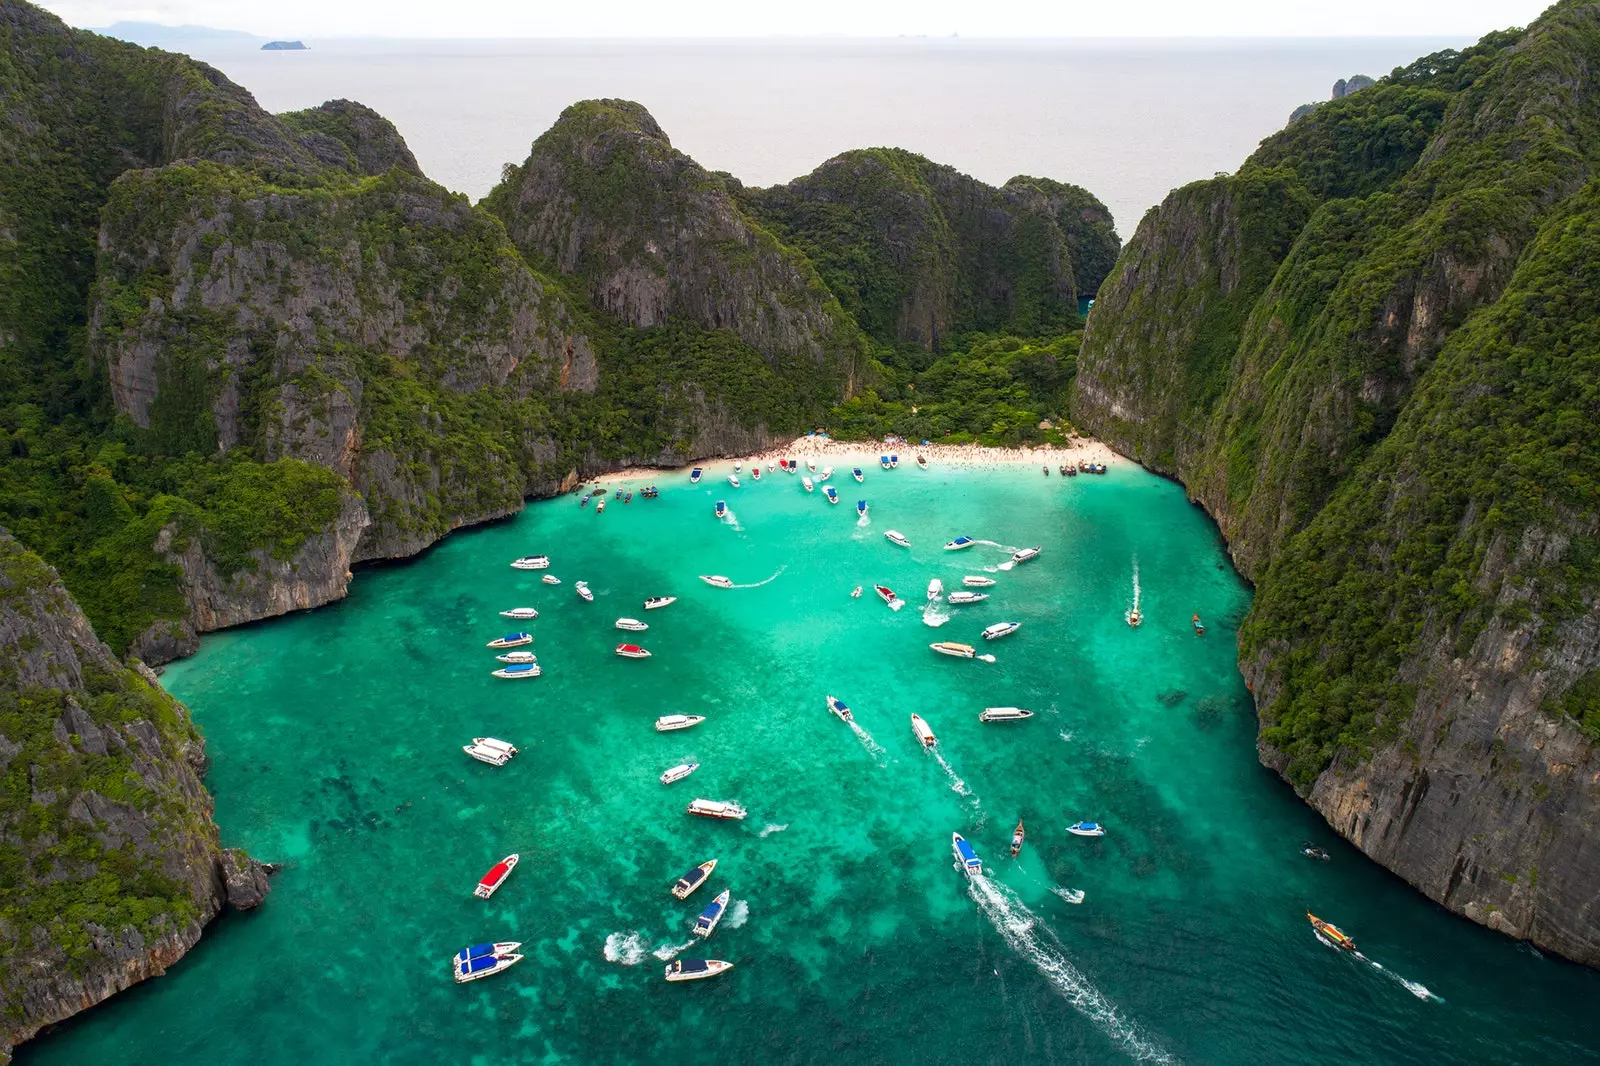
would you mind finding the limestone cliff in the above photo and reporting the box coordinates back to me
[1073,4,1600,962]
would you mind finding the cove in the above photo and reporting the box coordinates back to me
[20,463,1598,1064]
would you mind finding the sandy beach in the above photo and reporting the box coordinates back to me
[591,435,1124,485]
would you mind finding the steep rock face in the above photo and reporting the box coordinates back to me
[278,99,423,178]
[1073,5,1600,961]
[1004,175,1122,300]
[0,531,260,1062]
[483,100,863,374]
[742,148,1090,349]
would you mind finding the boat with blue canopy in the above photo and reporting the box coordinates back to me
[715,500,727,519]
[693,889,731,938]
[487,632,532,648]
[1067,821,1106,838]
[952,832,982,877]
[823,486,839,504]
[944,536,975,551]
[879,455,891,469]
[690,467,702,483]
[492,663,541,679]
[453,944,523,983]
[852,467,864,482]
[856,499,868,517]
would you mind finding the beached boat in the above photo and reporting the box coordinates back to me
[927,578,944,603]
[1011,546,1042,564]
[660,762,700,785]
[474,855,519,899]
[824,486,839,504]
[734,462,742,472]
[910,713,937,748]
[541,575,560,585]
[802,476,814,493]
[687,798,747,820]
[715,500,727,518]
[884,530,911,548]
[982,621,1022,640]
[615,617,648,631]
[962,575,996,588]
[825,695,853,723]
[1042,464,1050,476]
[1011,820,1025,857]
[1126,608,1143,627]
[1307,912,1358,952]
[499,607,539,619]
[510,555,550,570]
[946,591,988,605]
[852,467,864,482]
[495,651,537,664]
[820,467,833,481]
[616,643,652,659]
[805,459,815,472]
[672,860,718,899]
[751,465,761,481]
[492,663,542,679]
[889,455,899,468]
[917,455,928,469]
[929,641,976,659]
[1192,612,1205,635]
[874,584,897,605]
[1067,821,1106,838]
[785,456,797,472]
[655,714,704,732]
[643,596,677,610]
[728,474,740,488]
[944,536,975,551]
[952,832,981,877]
[693,889,731,938]
[1064,464,1077,477]
[575,581,593,602]
[664,959,733,982]
[690,467,702,484]
[979,707,1033,722]
[856,499,868,517]
[778,459,789,472]
[487,632,532,648]
[850,585,862,598]
[453,943,523,983]
[699,575,735,588]
[879,455,890,469]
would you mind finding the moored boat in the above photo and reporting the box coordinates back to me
[889,455,899,468]
[884,530,911,548]
[728,474,741,488]
[487,632,532,648]
[616,643,653,659]
[474,737,518,756]
[824,486,839,504]
[820,467,832,481]
[664,959,733,982]
[916,455,928,469]
[850,585,862,598]
[929,641,976,659]
[825,695,853,723]
[1307,912,1358,952]
[979,706,1033,722]
[510,555,550,570]
[615,617,649,631]
[946,591,988,605]
[693,889,731,938]
[910,713,937,748]
[595,499,605,513]
[982,621,1022,640]
[785,456,797,472]
[644,596,677,610]
[802,476,815,493]
[655,714,705,732]
[751,465,761,481]
[962,575,996,587]
[1011,546,1041,564]
[453,943,524,983]
[474,854,519,899]
[927,578,944,603]
[856,499,868,517]
[1192,612,1205,635]
[852,467,864,482]
[687,798,747,820]
[672,859,717,899]
[715,500,727,518]
[541,575,560,585]
[660,762,700,784]
[690,467,703,483]
[734,462,742,472]
[495,650,537,664]
[952,832,981,877]
[944,536,975,551]
[575,581,593,602]
[699,575,735,588]
[499,607,539,619]
[879,455,891,469]
[1067,821,1106,838]
[464,738,517,766]
[491,663,542,679]
[1011,820,1025,857]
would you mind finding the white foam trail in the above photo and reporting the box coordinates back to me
[1051,887,1087,905]
[1364,956,1444,1003]
[603,931,647,965]
[973,539,1019,553]
[968,876,1176,1064]
[923,604,950,627]
[721,509,743,532]
[759,822,789,838]
[1131,555,1141,615]
[888,598,906,612]
[977,653,997,663]
[856,513,871,528]
[849,721,887,759]
[652,939,695,961]
[1059,730,1075,744]
[731,565,787,589]
[727,899,750,929]
[932,750,974,799]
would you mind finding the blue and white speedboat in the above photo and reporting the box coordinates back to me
[943,536,975,551]
[852,467,864,483]
[690,467,702,484]
[823,486,839,504]
[1067,821,1107,838]
[890,454,899,468]
[453,942,523,983]
[856,499,868,517]
[879,455,891,469]
[715,500,727,519]
[693,889,731,938]
[492,662,541,679]
[487,632,532,648]
[825,695,853,722]
[952,832,982,878]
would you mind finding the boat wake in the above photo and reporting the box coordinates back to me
[758,822,789,838]
[973,538,1018,553]
[730,565,787,589]
[932,750,975,799]
[922,604,950,627]
[603,931,648,966]
[977,653,997,663]
[967,876,1176,1063]
[653,939,695,961]
[727,899,750,929]
[1315,933,1444,1003]
[1051,886,1087,905]
[721,508,743,532]
[1059,730,1075,744]
[856,513,871,528]
[849,721,887,759]
[1130,555,1141,616]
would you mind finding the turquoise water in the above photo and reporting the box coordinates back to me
[22,463,1600,1064]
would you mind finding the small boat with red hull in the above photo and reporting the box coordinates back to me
[474,854,519,899]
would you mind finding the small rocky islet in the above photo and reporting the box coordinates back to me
[3,0,1600,1060]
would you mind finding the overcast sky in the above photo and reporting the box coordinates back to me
[45,0,1554,38]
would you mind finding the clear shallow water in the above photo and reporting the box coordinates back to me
[22,463,1599,1064]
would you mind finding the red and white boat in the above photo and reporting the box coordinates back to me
[474,854,519,899]
[874,584,896,604]
[616,644,652,659]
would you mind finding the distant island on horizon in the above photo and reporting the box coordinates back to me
[262,40,307,50]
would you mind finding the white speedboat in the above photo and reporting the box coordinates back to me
[944,537,975,551]
[495,651,537,664]
[825,695,853,723]
[927,578,944,603]
[656,714,705,732]
[487,632,532,648]
[693,889,731,938]
[850,585,862,598]
[1067,821,1107,838]
[510,555,550,570]
[699,575,735,588]
[874,584,899,607]
[982,621,1022,640]
[644,596,677,610]
[453,943,524,983]
[616,617,649,632]
[884,530,911,548]
[474,855,519,899]
[499,607,539,619]
[1012,546,1042,564]
[946,591,989,605]
[910,713,937,748]
[616,643,653,659]
[596,498,605,513]
[806,459,816,472]
[664,959,733,982]
[574,581,593,602]
[541,575,561,585]
[475,737,518,755]
[952,832,982,877]
[802,476,814,493]
[820,466,833,481]
[687,799,747,820]
[734,462,742,472]
[671,859,718,899]
[929,641,976,659]
[492,663,542,679]
[979,707,1034,722]
[852,467,864,483]
[464,741,515,766]
[690,467,703,484]
[728,474,741,488]
[916,455,929,470]
[962,575,996,588]
[660,762,700,785]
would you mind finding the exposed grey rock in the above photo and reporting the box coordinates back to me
[220,849,272,910]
